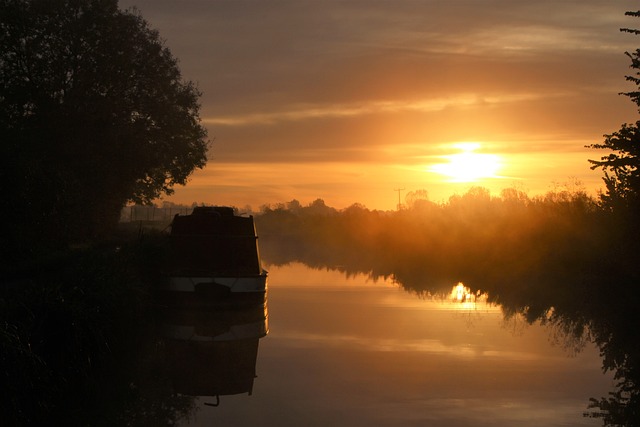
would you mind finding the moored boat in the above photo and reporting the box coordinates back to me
[160,206,268,307]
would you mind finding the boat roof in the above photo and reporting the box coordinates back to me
[191,206,235,217]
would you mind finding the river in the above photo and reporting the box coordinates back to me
[178,262,614,427]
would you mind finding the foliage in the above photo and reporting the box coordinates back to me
[588,11,640,214]
[589,123,640,212]
[0,0,208,250]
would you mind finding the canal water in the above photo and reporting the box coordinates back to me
[179,262,613,427]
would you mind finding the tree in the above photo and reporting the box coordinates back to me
[588,11,640,213]
[404,189,429,209]
[0,0,208,250]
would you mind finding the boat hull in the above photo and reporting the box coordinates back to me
[166,273,268,293]
[158,273,268,308]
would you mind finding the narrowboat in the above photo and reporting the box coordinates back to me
[160,206,268,307]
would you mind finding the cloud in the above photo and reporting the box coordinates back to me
[122,0,635,108]
[203,91,568,126]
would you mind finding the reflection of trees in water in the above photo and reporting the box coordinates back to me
[500,312,528,338]
[542,282,639,425]
[495,296,634,425]
[256,190,640,426]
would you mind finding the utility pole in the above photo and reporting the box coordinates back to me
[394,188,405,211]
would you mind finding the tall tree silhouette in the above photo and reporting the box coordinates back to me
[0,0,208,250]
[588,11,640,214]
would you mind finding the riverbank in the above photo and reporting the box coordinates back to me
[0,228,185,425]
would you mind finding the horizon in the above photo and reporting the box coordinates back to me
[124,179,595,217]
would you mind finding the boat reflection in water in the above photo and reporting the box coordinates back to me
[160,300,269,406]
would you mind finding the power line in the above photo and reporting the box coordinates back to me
[394,188,405,211]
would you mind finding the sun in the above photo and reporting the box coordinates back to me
[429,142,501,182]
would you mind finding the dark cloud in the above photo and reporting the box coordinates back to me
[119,0,638,115]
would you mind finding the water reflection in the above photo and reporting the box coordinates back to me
[102,299,270,425]
[10,256,626,425]
[477,275,640,426]
[258,256,636,426]
[160,302,268,406]
[448,282,488,307]
[195,263,609,427]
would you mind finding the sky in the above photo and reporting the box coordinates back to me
[119,0,640,211]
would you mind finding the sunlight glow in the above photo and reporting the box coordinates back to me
[448,282,488,310]
[452,282,473,302]
[429,142,502,182]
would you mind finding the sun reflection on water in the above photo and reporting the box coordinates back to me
[448,282,489,310]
